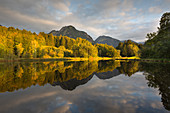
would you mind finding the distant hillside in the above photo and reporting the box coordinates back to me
[94,36,120,48]
[49,25,94,43]
[138,42,144,44]
[121,40,145,45]
[121,40,137,43]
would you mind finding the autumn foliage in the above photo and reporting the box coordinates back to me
[0,26,121,59]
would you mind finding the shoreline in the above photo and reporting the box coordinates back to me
[0,57,114,62]
[0,57,170,63]
[138,59,170,63]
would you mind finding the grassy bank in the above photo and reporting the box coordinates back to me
[1,57,169,63]
[114,56,140,60]
[115,57,170,63]
[0,57,114,62]
[139,58,170,63]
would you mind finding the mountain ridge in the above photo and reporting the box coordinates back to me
[94,35,121,48]
[49,25,94,43]
[49,25,143,46]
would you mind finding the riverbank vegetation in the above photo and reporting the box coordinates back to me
[0,12,169,61]
[0,25,121,60]
[116,40,142,57]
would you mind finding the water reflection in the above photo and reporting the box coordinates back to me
[0,60,121,92]
[118,61,140,77]
[0,61,169,112]
[95,60,121,79]
[140,62,170,111]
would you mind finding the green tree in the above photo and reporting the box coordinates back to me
[141,12,170,59]
[95,43,120,57]
[117,40,140,57]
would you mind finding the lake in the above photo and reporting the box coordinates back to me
[0,60,169,113]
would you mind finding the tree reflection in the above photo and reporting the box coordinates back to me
[117,61,140,76]
[141,62,170,111]
[0,61,169,111]
[0,60,121,92]
[95,60,121,79]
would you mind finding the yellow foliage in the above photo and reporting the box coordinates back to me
[16,43,24,57]
[43,54,51,58]
[16,67,24,78]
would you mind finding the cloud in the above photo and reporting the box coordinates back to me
[0,0,169,41]
[0,6,59,32]
[49,0,70,12]
[0,91,57,112]
[149,6,163,14]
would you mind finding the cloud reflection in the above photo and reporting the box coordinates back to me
[0,61,169,113]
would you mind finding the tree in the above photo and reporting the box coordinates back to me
[117,40,140,57]
[60,36,66,47]
[160,12,170,30]
[95,43,120,57]
[29,40,39,58]
[72,38,98,57]
[146,32,157,40]
[141,12,170,59]
[16,43,24,58]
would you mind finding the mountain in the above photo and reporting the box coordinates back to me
[121,40,137,43]
[94,36,120,48]
[49,25,94,43]
[138,42,144,44]
[51,74,93,91]
[121,40,144,44]
[95,69,120,80]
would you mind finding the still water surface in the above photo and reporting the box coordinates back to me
[0,61,169,113]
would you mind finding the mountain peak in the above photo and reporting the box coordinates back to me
[49,25,94,43]
[60,25,76,31]
[98,35,117,40]
[95,36,120,48]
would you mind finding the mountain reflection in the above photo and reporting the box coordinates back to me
[0,60,121,92]
[0,60,169,111]
[52,75,93,91]
[95,60,121,79]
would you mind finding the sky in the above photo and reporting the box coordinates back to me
[0,0,169,42]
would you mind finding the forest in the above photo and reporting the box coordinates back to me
[141,12,170,59]
[0,25,142,59]
[0,25,121,59]
[116,12,170,59]
[0,12,169,60]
